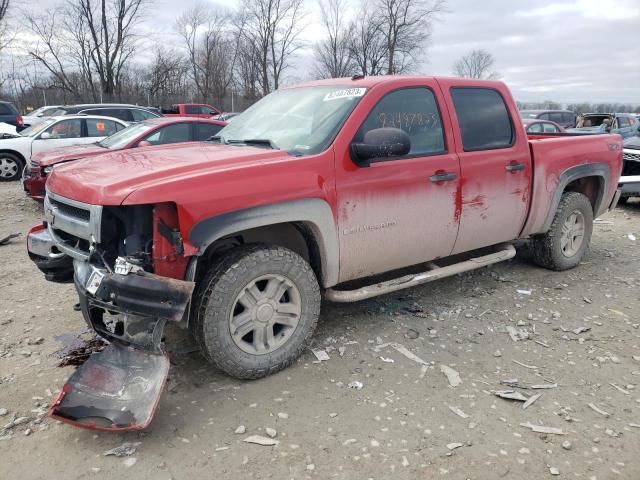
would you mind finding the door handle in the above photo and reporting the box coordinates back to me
[429,172,457,182]
[505,163,526,172]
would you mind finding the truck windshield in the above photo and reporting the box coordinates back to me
[98,122,155,149]
[216,86,367,155]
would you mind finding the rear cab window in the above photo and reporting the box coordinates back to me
[450,87,514,151]
[354,87,446,159]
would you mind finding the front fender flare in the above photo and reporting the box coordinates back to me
[188,198,339,287]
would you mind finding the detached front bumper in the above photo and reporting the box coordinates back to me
[49,260,195,432]
[73,260,195,353]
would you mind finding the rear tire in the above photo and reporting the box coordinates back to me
[531,192,593,271]
[0,152,24,182]
[191,244,321,379]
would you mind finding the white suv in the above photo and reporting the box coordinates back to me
[0,115,128,182]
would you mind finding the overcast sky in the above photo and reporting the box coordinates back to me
[10,0,640,104]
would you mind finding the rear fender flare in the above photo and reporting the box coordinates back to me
[542,162,609,232]
[188,198,339,287]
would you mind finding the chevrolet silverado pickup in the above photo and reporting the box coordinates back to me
[27,76,623,431]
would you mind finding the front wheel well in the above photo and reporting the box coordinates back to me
[196,222,324,286]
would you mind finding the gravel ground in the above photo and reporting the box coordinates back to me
[1,181,640,480]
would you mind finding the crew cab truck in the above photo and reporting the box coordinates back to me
[28,76,622,431]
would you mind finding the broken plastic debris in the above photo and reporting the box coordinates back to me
[348,381,363,390]
[440,364,462,387]
[494,390,528,402]
[588,403,610,417]
[519,422,566,435]
[512,359,538,370]
[103,442,140,457]
[380,356,394,363]
[522,393,542,410]
[311,349,330,362]
[572,326,591,335]
[448,406,469,419]
[390,343,428,366]
[516,289,532,295]
[628,233,637,241]
[506,325,530,342]
[243,435,279,446]
[446,442,463,450]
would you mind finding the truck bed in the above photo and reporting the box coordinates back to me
[521,133,623,236]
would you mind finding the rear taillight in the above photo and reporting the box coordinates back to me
[16,115,23,127]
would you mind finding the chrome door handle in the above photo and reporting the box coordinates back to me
[429,172,457,182]
[506,163,526,172]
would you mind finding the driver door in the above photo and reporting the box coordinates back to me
[335,85,461,283]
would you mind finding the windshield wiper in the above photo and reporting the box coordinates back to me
[208,135,225,144]
[226,138,279,150]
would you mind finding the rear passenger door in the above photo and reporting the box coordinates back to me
[335,84,461,282]
[31,118,84,157]
[439,82,531,254]
[84,118,122,141]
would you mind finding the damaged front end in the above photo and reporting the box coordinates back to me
[44,191,195,431]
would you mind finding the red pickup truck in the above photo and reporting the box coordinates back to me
[161,103,221,118]
[28,76,622,431]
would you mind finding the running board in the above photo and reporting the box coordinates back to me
[324,244,516,303]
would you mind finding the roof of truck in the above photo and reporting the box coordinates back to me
[285,75,506,90]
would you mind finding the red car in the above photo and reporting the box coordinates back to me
[161,103,222,118]
[29,76,622,431]
[23,117,226,200]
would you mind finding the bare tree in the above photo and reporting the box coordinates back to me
[348,4,387,76]
[313,0,354,79]
[176,3,239,106]
[0,0,9,52]
[239,0,306,95]
[377,0,445,74]
[452,49,499,80]
[144,48,190,105]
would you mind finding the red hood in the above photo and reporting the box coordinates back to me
[46,142,292,205]
[33,143,111,167]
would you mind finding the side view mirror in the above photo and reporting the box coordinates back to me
[350,128,411,167]
[40,132,51,140]
[137,140,152,147]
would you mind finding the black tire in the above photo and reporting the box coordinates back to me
[531,191,593,271]
[0,152,24,182]
[191,244,321,379]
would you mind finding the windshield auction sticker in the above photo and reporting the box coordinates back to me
[323,88,367,102]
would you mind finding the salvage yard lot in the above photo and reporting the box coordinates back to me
[1,181,640,480]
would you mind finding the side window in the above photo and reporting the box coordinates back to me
[542,122,559,133]
[184,105,200,114]
[527,122,543,133]
[45,119,82,139]
[450,88,514,151]
[131,109,157,122]
[538,113,550,121]
[86,119,120,137]
[548,113,563,124]
[195,122,223,141]
[355,87,445,158]
[563,113,576,125]
[144,123,191,145]
[618,117,630,128]
[200,106,218,115]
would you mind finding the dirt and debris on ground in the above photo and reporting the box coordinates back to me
[1,181,640,479]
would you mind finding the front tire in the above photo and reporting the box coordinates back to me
[191,244,321,379]
[0,153,24,182]
[531,191,593,271]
